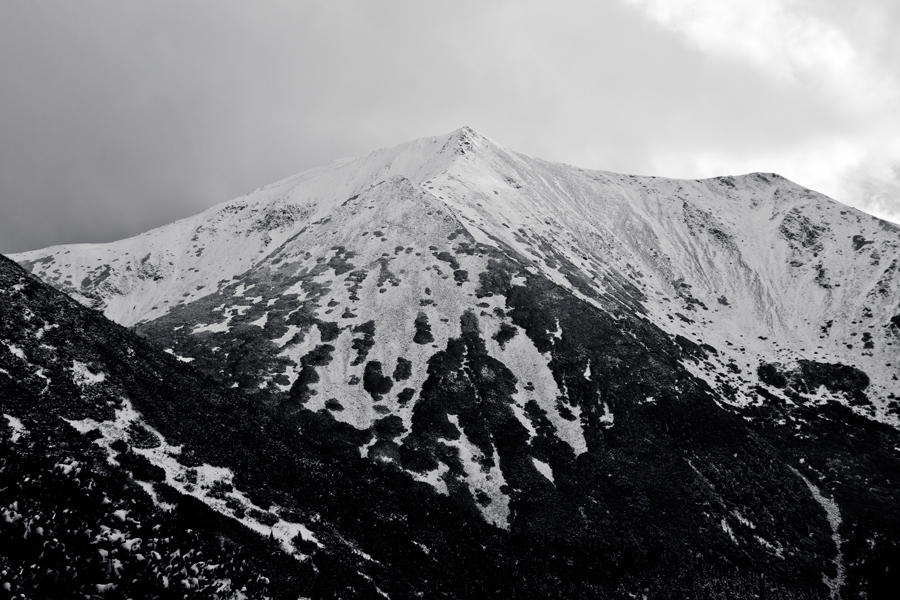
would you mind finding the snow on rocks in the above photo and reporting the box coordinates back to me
[3,414,27,443]
[532,458,554,483]
[483,318,587,455]
[5,343,26,361]
[66,397,320,559]
[794,469,845,599]
[440,415,510,529]
[71,360,106,386]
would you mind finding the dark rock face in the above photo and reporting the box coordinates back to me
[758,360,870,405]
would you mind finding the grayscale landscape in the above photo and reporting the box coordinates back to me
[2,2,899,599]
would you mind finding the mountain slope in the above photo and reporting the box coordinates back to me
[3,226,858,599]
[0,254,543,598]
[9,127,900,597]
[14,128,900,424]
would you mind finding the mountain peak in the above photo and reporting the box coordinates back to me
[6,127,900,596]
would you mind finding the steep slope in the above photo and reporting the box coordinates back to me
[14,128,900,424]
[0,254,549,599]
[10,127,900,597]
[4,230,868,599]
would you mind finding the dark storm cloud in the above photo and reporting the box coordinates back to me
[1,1,898,253]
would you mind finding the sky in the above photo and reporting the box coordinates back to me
[1,0,899,254]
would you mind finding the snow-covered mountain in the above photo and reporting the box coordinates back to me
[0,253,562,599]
[9,127,900,597]
[15,128,900,420]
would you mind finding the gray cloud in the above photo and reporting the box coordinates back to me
[1,0,898,253]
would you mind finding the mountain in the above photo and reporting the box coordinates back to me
[1,253,584,599]
[7,127,900,597]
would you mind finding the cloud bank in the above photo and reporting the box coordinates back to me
[623,0,900,223]
[0,1,897,253]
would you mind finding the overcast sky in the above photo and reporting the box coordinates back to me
[2,0,899,254]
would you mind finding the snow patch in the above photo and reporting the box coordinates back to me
[551,318,562,340]
[248,312,268,328]
[72,360,107,386]
[65,398,320,559]
[164,349,195,363]
[6,344,25,360]
[532,457,554,483]
[440,415,509,528]
[191,320,232,335]
[721,518,738,544]
[732,509,755,529]
[598,401,614,428]
[410,462,449,496]
[754,535,785,559]
[273,324,303,347]
[794,469,844,599]
[4,414,26,443]
[232,283,255,297]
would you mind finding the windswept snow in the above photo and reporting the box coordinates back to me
[66,398,320,559]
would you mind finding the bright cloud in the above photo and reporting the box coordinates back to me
[624,0,900,223]
[622,0,895,108]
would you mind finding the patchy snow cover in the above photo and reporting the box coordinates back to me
[483,319,587,455]
[11,125,900,542]
[66,398,320,559]
[12,127,900,431]
[72,360,106,386]
[721,518,738,544]
[3,414,26,443]
[164,348,195,363]
[794,469,845,599]
[440,415,510,528]
[5,343,25,360]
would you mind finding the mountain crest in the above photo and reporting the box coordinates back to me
[12,129,900,429]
